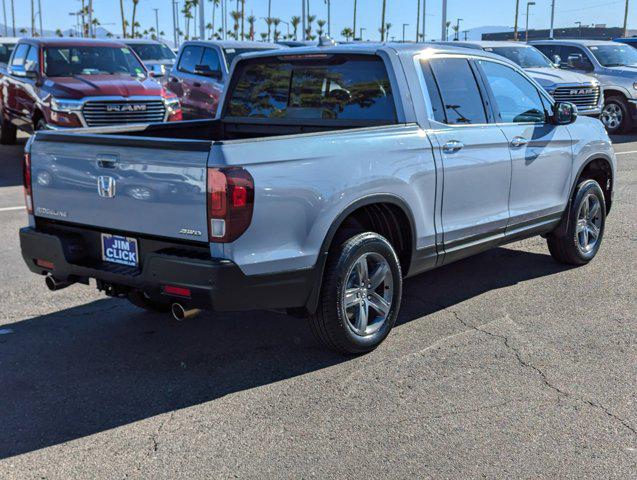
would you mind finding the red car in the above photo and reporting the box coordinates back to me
[0,38,182,144]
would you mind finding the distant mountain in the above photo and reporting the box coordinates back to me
[0,23,118,39]
[425,25,512,42]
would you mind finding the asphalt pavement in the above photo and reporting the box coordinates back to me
[0,132,635,479]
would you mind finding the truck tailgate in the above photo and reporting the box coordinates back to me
[29,135,210,243]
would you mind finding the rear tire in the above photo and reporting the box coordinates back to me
[0,117,17,145]
[600,95,632,134]
[309,232,402,355]
[127,290,171,313]
[547,179,606,265]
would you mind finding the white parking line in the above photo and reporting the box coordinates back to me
[0,206,24,212]
[615,150,637,155]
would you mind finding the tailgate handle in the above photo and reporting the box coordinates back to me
[97,154,118,169]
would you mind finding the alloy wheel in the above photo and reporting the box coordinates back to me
[575,193,602,254]
[601,103,623,131]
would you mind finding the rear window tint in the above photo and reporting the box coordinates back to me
[226,55,397,123]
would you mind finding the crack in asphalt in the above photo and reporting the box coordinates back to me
[149,411,175,455]
[450,310,636,437]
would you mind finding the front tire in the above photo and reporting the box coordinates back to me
[547,179,606,265]
[309,232,402,354]
[600,95,632,134]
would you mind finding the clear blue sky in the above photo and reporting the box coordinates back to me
[5,0,635,42]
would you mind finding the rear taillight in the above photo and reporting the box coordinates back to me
[207,167,254,243]
[23,152,33,214]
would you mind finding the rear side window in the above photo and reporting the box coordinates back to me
[419,60,446,123]
[177,45,204,74]
[226,55,397,123]
[10,43,29,68]
[0,42,16,63]
[428,58,487,125]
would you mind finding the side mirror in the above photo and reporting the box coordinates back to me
[552,102,578,125]
[567,54,592,71]
[551,54,562,65]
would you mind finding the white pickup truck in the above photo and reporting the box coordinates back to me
[20,43,616,353]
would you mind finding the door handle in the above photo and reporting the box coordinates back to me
[97,154,118,169]
[442,140,464,153]
[510,136,528,148]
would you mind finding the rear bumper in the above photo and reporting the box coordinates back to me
[19,226,316,312]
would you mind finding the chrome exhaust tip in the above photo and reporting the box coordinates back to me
[171,303,201,321]
[45,274,73,291]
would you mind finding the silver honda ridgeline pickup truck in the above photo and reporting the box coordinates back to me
[20,44,616,354]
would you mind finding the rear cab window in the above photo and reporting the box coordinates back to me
[224,54,397,124]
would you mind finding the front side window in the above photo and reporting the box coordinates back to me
[24,46,39,72]
[10,43,29,68]
[227,55,396,123]
[478,60,546,124]
[588,44,637,67]
[559,46,594,70]
[200,48,221,74]
[177,45,204,74]
[43,46,145,77]
[428,57,487,125]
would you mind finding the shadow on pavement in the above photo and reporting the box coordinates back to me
[609,133,637,145]
[0,246,572,459]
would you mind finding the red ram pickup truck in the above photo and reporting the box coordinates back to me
[0,38,182,144]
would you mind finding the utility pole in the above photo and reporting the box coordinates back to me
[441,0,447,41]
[87,0,93,36]
[549,0,556,38]
[172,0,178,46]
[302,0,306,41]
[353,0,357,41]
[623,0,630,38]
[416,0,420,41]
[199,0,205,40]
[402,23,409,42]
[514,0,520,40]
[38,0,42,36]
[30,0,35,36]
[525,1,535,42]
[462,29,468,40]
[455,18,462,40]
[2,0,7,36]
[154,8,159,40]
[327,0,330,37]
[422,0,426,41]
[267,0,272,41]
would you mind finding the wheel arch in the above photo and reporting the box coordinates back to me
[304,194,418,314]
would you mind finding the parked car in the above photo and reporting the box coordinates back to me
[165,40,282,119]
[438,41,602,117]
[20,43,615,353]
[0,38,182,144]
[123,38,176,77]
[531,39,637,133]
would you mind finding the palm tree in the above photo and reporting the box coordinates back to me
[306,14,316,40]
[272,18,281,41]
[384,22,392,40]
[119,0,126,38]
[451,23,459,41]
[265,16,273,41]
[380,0,387,41]
[131,0,140,38]
[445,20,451,41]
[317,19,326,37]
[247,15,256,40]
[290,16,300,40]
[230,10,241,38]
[260,32,268,41]
[341,27,354,42]
[209,0,220,33]
[55,28,63,37]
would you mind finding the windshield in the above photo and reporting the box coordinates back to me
[588,44,637,67]
[0,42,16,63]
[127,42,175,61]
[223,48,274,66]
[486,46,553,68]
[43,46,146,77]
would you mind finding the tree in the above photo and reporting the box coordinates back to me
[272,17,281,41]
[131,0,140,38]
[317,19,326,37]
[341,27,354,42]
[445,20,451,41]
[306,14,316,40]
[55,28,63,37]
[290,16,300,40]
[260,32,268,41]
[265,16,273,41]
[380,0,387,41]
[451,23,459,41]
[231,10,241,39]
[247,15,256,40]
[119,0,126,38]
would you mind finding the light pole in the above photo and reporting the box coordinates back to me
[154,8,160,40]
[455,18,462,40]
[302,0,306,41]
[326,0,330,37]
[623,0,630,38]
[30,0,35,36]
[2,0,6,36]
[525,1,535,42]
[441,0,447,41]
[402,23,409,42]
[38,0,43,36]
[422,0,426,41]
[575,21,582,38]
[198,0,205,40]
[514,0,520,41]
[549,0,556,39]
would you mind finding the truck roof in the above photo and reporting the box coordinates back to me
[436,40,533,49]
[179,40,283,50]
[529,39,619,47]
[233,41,514,64]
[18,37,128,48]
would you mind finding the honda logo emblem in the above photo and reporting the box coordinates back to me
[97,176,116,198]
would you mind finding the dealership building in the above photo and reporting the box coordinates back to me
[482,26,637,41]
